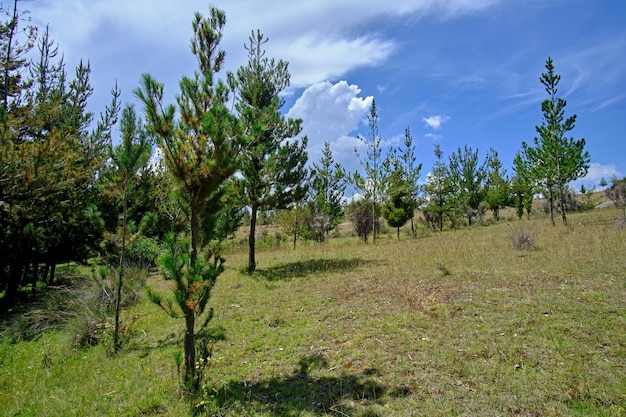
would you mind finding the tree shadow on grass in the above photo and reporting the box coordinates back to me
[197,354,410,416]
[254,258,373,281]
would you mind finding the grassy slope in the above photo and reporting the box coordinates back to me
[1,209,625,416]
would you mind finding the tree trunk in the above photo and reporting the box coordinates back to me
[48,262,56,285]
[557,184,568,226]
[248,206,257,273]
[396,227,400,240]
[31,261,39,294]
[183,307,196,389]
[372,201,377,243]
[547,185,555,226]
[183,204,201,388]
[114,195,128,353]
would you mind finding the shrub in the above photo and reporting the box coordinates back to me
[510,226,536,251]
[125,236,162,268]
[349,200,375,242]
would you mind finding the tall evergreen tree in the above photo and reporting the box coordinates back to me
[484,148,510,221]
[310,141,346,235]
[235,30,308,273]
[0,12,119,306]
[135,8,243,390]
[352,99,385,242]
[399,127,422,235]
[448,145,487,226]
[520,57,590,226]
[512,151,534,220]
[0,0,36,115]
[423,144,455,231]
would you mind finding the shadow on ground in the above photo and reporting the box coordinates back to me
[254,258,372,281]
[196,354,410,416]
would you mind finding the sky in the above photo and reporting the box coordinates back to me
[25,0,626,196]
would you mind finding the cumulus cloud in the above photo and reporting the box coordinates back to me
[571,163,622,190]
[422,115,451,130]
[286,81,372,174]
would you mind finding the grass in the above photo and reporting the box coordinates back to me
[1,209,625,416]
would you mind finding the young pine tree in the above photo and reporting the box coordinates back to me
[107,104,152,352]
[310,141,346,236]
[235,30,308,273]
[135,8,243,391]
[352,99,385,242]
[520,57,590,226]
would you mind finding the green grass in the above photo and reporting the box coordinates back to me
[1,209,625,416]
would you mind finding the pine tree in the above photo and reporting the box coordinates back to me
[448,145,487,226]
[484,148,510,221]
[521,57,590,226]
[399,127,422,235]
[512,151,535,220]
[352,99,385,242]
[423,144,455,231]
[0,13,119,306]
[135,8,243,390]
[310,141,346,236]
[107,104,152,352]
[235,30,308,273]
[382,157,413,239]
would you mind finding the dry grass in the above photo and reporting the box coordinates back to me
[1,208,625,416]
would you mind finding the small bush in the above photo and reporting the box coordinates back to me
[510,227,536,251]
[126,236,162,268]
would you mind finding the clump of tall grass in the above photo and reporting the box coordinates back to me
[68,264,148,350]
[509,225,536,251]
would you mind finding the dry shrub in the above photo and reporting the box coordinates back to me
[510,226,536,251]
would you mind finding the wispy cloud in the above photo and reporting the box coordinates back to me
[29,0,508,91]
[425,133,442,141]
[423,115,450,130]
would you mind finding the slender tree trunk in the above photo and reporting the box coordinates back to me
[557,183,568,226]
[372,201,377,243]
[248,206,257,272]
[293,208,297,249]
[3,267,20,308]
[48,262,56,285]
[183,204,201,388]
[547,184,555,226]
[396,227,400,240]
[113,193,128,352]
[183,306,195,389]
[31,261,38,294]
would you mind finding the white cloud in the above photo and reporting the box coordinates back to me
[286,81,372,176]
[571,163,622,190]
[422,115,451,130]
[424,133,442,141]
[28,0,507,96]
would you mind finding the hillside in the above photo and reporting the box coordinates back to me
[1,208,625,416]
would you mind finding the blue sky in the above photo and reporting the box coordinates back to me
[28,0,626,196]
